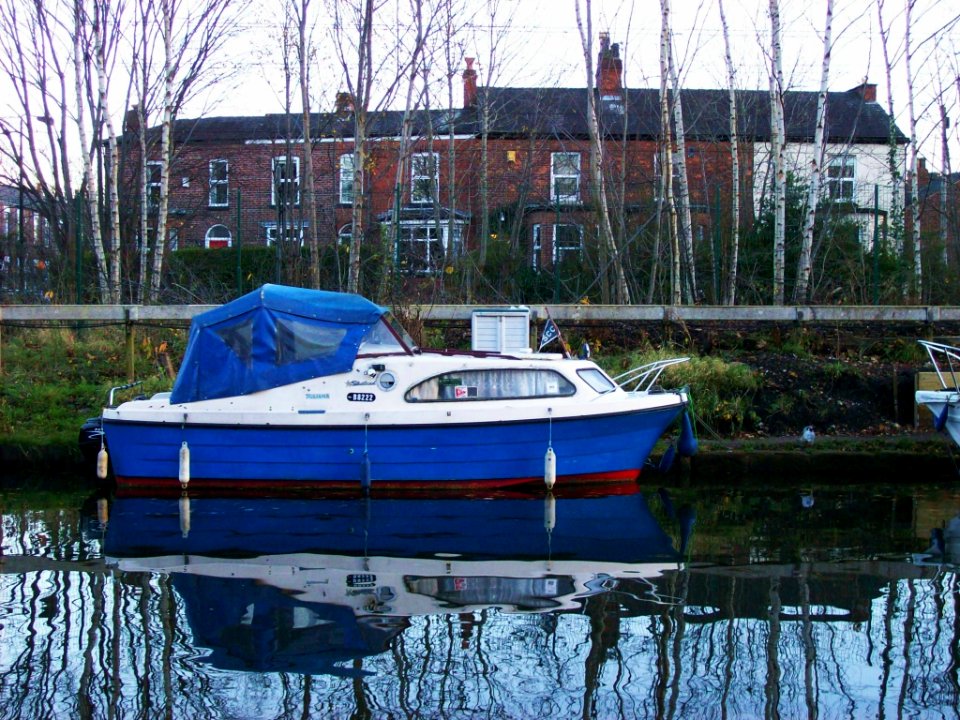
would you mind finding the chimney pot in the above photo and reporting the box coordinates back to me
[596,33,623,96]
[463,57,478,108]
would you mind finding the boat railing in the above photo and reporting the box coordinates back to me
[919,340,960,390]
[612,357,690,393]
[107,380,144,407]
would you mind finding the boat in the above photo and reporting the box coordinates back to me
[98,284,694,490]
[101,489,686,674]
[915,340,960,447]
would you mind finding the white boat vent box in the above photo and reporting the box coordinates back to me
[471,308,532,353]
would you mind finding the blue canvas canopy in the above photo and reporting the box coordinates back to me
[170,285,386,404]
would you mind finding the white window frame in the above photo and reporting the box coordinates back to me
[271,156,301,206]
[337,224,352,245]
[339,153,355,205]
[411,152,439,204]
[552,223,584,265]
[264,221,305,246]
[146,161,163,210]
[827,154,856,201]
[531,224,543,270]
[208,160,229,207]
[205,224,232,248]
[395,220,463,275]
[551,152,580,204]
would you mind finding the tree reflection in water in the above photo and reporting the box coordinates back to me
[0,484,958,719]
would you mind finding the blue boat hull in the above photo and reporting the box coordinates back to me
[102,404,685,489]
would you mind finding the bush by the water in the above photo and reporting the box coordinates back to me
[598,349,758,435]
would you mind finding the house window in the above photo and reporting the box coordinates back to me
[147,161,162,209]
[264,222,305,246]
[551,152,580,204]
[271,156,300,206]
[396,221,462,275]
[411,152,439,204]
[338,224,352,245]
[553,224,583,265]
[339,154,355,204]
[205,224,232,249]
[209,160,228,207]
[827,155,855,200]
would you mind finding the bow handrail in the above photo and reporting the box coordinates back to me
[612,357,690,393]
[920,340,960,391]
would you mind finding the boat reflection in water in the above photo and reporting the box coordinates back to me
[104,484,688,676]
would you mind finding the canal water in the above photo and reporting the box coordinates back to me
[1,474,959,719]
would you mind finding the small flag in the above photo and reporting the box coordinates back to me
[539,319,560,351]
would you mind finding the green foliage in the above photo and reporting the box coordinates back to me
[598,349,759,434]
[0,326,185,448]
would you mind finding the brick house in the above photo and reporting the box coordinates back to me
[125,35,912,289]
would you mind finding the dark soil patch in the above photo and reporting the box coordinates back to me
[730,350,915,438]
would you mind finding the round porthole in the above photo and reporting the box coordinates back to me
[377,371,397,391]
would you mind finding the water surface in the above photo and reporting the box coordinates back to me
[1,477,958,719]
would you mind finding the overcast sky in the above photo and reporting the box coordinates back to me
[192,0,958,168]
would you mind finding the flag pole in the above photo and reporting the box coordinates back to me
[544,307,570,358]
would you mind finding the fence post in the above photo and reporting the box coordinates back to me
[125,306,138,382]
[235,188,242,296]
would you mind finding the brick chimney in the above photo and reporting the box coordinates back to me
[463,57,478,108]
[596,32,622,96]
[335,92,355,114]
[849,82,877,103]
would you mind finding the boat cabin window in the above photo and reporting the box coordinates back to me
[276,318,347,365]
[215,320,254,363]
[358,314,417,355]
[578,368,616,394]
[406,369,575,402]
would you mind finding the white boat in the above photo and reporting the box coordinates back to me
[916,340,960,447]
[99,284,694,491]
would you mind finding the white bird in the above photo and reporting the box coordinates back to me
[801,426,815,444]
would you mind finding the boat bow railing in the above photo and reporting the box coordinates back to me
[920,340,960,390]
[107,380,144,407]
[612,357,690,393]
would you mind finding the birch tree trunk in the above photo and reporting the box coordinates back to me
[795,0,833,303]
[939,98,951,266]
[718,0,740,306]
[149,0,173,303]
[905,0,922,300]
[73,1,109,303]
[296,0,319,289]
[668,51,696,303]
[92,1,123,303]
[876,0,904,265]
[659,0,680,305]
[769,0,786,305]
[575,0,630,304]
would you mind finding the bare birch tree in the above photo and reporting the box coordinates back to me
[293,0,320,288]
[668,51,696,303]
[718,0,740,306]
[904,0,922,301]
[768,0,786,305]
[876,0,905,263]
[794,0,833,303]
[658,0,680,305]
[147,0,248,302]
[74,2,110,302]
[574,0,630,304]
[91,0,126,303]
[329,0,409,295]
